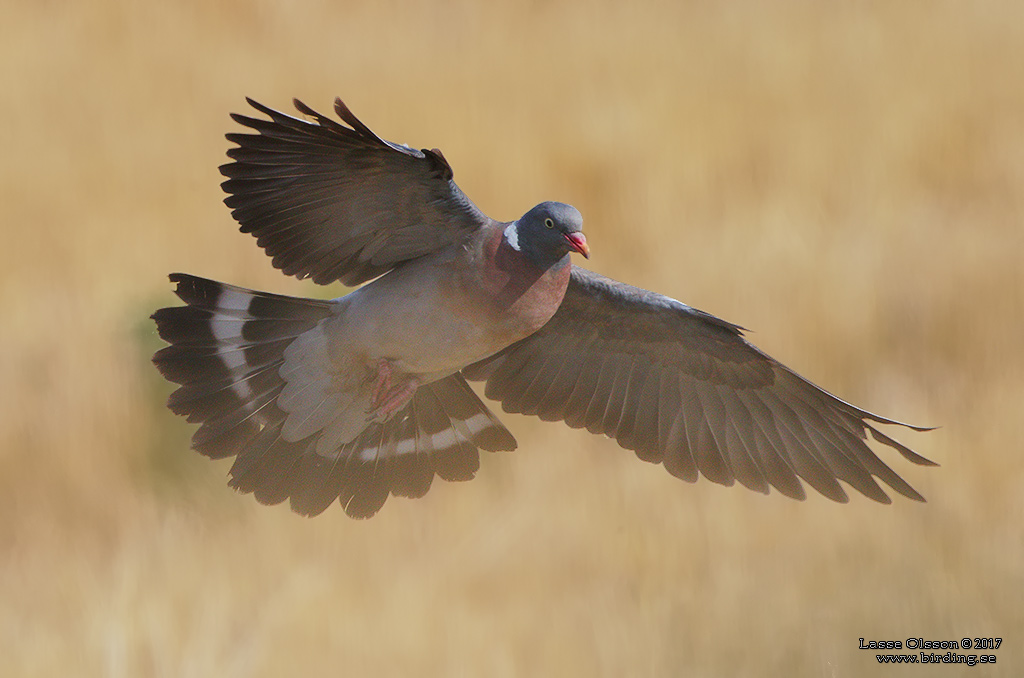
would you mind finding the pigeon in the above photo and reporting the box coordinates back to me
[151,97,936,519]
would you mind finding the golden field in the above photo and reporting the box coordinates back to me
[2,0,1022,675]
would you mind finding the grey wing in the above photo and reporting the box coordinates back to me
[220,98,490,286]
[464,267,937,503]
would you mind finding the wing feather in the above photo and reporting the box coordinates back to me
[221,98,491,286]
[466,267,935,503]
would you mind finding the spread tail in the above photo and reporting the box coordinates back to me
[152,274,515,518]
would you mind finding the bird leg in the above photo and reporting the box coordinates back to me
[368,358,419,419]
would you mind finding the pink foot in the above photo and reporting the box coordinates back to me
[370,359,394,407]
[377,379,419,417]
[368,359,419,418]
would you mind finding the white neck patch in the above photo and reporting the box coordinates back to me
[503,223,521,251]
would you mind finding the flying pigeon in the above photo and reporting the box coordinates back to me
[151,97,936,519]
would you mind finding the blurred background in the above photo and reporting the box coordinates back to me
[3,0,1022,675]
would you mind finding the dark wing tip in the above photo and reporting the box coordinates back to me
[424,148,454,181]
[870,490,895,505]
[891,484,928,503]
[332,96,376,139]
[861,409,939,433]
[867,425,939,468]
[333,96,357,125]
[243,96,275,117]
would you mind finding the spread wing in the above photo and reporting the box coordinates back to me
[464,267,937,503]
[220,98,491,286]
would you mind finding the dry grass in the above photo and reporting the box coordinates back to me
[2,0,1023,675]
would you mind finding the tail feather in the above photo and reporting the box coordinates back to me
[248,439,310,506]
[384,414,434,499]
[152,273,518,519]
[287,377,518,518]
[418,386,480,483]
[227,419,286,486]
[337,457,392,520]
[167,363,283,417]
[286,443,350,517]
[190,384,283,451]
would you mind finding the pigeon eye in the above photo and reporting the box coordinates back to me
[544,218,554,229]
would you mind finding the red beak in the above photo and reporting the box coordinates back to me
[564,232,590,259]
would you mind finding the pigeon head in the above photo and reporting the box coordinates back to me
[507,201,589,269]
